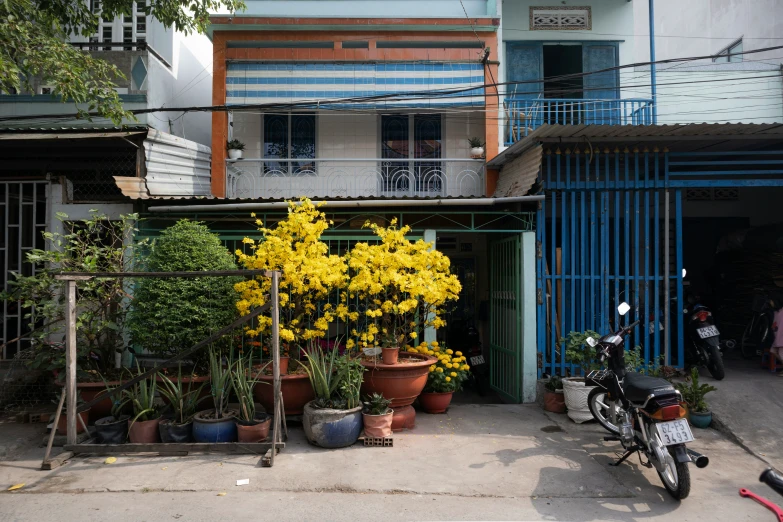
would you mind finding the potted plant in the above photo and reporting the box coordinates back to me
[560,330,601,423]
[417,343,469,414]
[231,351,271,443]
[468,137,485,158]
[227,139,245,160]
[158,365,206,443]
[192,350,238,442]
[55,395,91,436]
[121,364,161,444]
[94,380,130,443]
[4,211,145,422]
[543,375,566,414]
[675,367,717,429]
[236,199,347,415]
[362,393,393,438]
[302,344,364,448]
[129,219,239,377]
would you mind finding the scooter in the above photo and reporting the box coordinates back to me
[682,295,727,380]
[587,302,709,500]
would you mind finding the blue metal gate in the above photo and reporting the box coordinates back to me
[536,146,684,376]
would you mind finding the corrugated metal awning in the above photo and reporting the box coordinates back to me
[0,125,149,140]
[143,129,211,198]
[494,145,542,197]
[488,123,783,168]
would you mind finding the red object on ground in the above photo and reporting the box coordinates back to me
[740,488,783,521]
[360,353,436,431]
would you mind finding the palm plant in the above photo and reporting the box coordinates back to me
[209,349,233,419]
[121,362,159,425]
[158,365,205,425]
[231,351,263,423]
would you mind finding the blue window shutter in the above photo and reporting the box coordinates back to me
[505,43,543,99]
[582,43,619,100]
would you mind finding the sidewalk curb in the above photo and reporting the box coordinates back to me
[711,412,771,466]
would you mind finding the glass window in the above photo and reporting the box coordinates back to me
[263,114,316,175]
[102,26,112,50]
[381,114,442,194]
[123,27,133,50]
[714,39,743,63]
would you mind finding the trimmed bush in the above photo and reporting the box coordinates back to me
[128,220,238,361]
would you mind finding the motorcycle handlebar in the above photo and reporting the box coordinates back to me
[624,320,641,333]
[761,468,783,497]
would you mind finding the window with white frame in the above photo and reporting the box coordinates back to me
[262,114,317,175]
[91,0,147,50]
[381,114,443,193]
[713,38,743,63]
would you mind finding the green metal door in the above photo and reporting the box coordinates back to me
[489,235,523,403]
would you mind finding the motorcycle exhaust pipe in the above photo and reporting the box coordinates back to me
[687,449,709,468]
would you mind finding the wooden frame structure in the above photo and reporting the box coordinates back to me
[41,269,286,469]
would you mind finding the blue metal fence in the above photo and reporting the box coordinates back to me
[504,98,654,145]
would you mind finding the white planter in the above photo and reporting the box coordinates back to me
[562,377,596,423]
[228,149,243,160]
[470,147,485,158]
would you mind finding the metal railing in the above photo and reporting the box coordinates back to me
[504,98,654,145]
[70,41,172,68]
[226,158,486,199]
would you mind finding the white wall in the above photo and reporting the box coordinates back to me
[239,0,490,17]
[634,0,783,63]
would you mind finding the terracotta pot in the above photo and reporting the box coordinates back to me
[278,357,290,375]
[236,413,272,442]
[543,390,566,413]
[56,409,91,435]
[254,373,314,415]
[419,392,453,414]
[361,352,436,431]
[128,417,161,443]
[362,410,394,438]
[57,381,121,422]
[381,347,399,365]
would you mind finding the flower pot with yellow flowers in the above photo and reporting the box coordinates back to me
[417,343,470,413]
[344,219,462,430]
[235,199,348,415]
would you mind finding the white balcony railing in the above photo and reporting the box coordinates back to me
[226,158,486,199]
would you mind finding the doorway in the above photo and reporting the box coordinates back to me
[543,44,583,99]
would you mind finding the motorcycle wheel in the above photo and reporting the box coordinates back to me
[657,446,691,500]
[587,388,621,436]
[705,344,725,380]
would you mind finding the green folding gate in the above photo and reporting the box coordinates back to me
[489,235,523,403]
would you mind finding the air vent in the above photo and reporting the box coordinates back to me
[530,6,592,31]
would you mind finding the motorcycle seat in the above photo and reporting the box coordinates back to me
[622,372,677,404]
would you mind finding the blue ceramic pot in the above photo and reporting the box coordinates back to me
[303,402,362,448]
[689,411,712,429]
[192,410,238,442]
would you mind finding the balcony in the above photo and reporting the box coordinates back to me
[504,98,654,146]
[226,158,486,199]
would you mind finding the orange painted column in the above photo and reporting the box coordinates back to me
[211,33,228,198]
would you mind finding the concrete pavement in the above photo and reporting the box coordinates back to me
[0,402,778,520]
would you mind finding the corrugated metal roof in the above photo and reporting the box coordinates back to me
[494,145,542,197]
[0,125,150,132]
[143,129,211,198]
[488,123,783,168]
[0,124,150,140]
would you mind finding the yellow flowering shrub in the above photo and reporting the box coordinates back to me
[234,199,347,344]
[345,220,461,348]
[415,341,470,393]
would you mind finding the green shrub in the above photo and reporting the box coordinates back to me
[127,220,239,363]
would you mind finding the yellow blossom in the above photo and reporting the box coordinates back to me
[445,377,451,382]
[446,349,453,355]
[436,367,444,373]
[450,372,457,377]
[455,351,463,356]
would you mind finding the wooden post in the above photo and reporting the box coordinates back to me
[65,279,77,445]
[270,271,281,467]
[41,390,65,468]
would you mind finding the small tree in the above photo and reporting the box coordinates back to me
[344,220,462,349]
[127,220,239,364]
[675,368,717,413]
[234,199,348,350]
[560,330,601,374]
[3,211,142,380]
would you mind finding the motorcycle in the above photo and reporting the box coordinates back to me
[681,295,728,380]
[740,290,779,360]
[586,302,709,500]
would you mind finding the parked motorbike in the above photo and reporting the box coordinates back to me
[586,302,708,500]
[740,290,779,360]
[681,295,728,380]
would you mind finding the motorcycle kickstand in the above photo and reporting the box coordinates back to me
[609,445,640,467]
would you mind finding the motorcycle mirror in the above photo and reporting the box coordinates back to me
[586,337,598,347]
[682,268,687,278]
[618,302,631,316]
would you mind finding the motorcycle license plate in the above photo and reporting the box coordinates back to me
[697,325,720,339]
[655,419,695,446]
[470,355,485,366]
